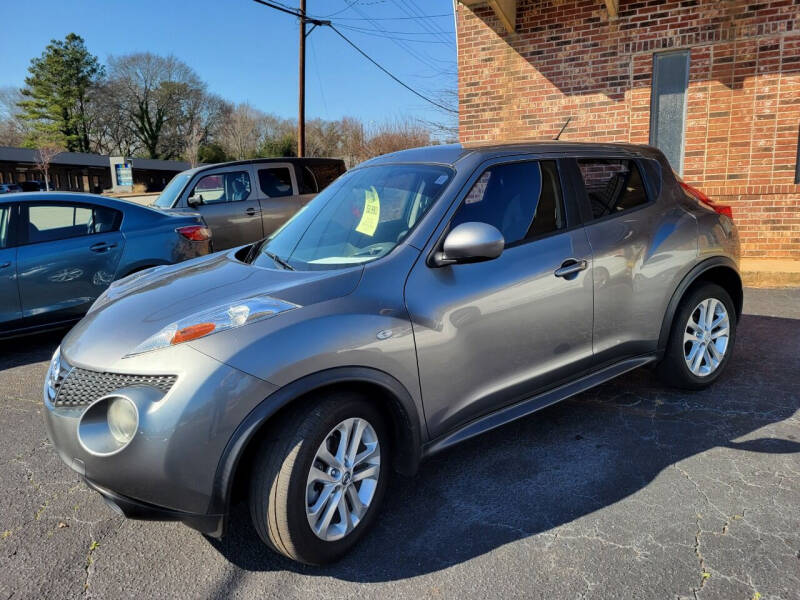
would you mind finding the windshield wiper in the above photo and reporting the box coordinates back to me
[264,251,295,271]
[244,240,262,264]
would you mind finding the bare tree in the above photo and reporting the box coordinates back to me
[0,87,32,146]
[34,142,63,190]
[361,118,431,161]
[105,53,209,159]
[218,103,266,160]
[181,94,228,166]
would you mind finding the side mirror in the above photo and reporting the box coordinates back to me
[187,194,202,207]
[432,222,505,267]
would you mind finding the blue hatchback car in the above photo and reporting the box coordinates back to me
[0,193,211,337]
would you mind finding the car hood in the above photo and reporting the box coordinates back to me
[61,249,363,368]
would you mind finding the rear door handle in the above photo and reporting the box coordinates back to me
[554,259,588,279]
[245,208,258,216]
[0,261,10,269]
[90,242,117,253]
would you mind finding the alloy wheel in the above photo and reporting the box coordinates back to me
[305,417,381,541]
[683,297,730,377]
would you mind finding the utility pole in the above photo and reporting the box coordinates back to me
[298,0,306,157]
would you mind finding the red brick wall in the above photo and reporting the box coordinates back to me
[457,0,800,258]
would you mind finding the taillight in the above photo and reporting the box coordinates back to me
[679,181,733,219]
[177,225,211,241]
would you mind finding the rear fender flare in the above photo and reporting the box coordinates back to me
[657,256,742,355]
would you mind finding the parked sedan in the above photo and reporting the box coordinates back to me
[0,192,211,338]
[153,157,346,250]
[0,183,23,194]
[44,142,740,565]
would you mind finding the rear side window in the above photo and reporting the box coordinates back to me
[259,167,294,198]
[577,159,649,219]
[26,203,121,243]
[310,162,345,191]
[450,160,564,246]
[298,166,318,194]
[0,205,10,248]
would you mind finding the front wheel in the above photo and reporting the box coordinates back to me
[248,393,389,564]
[657,282,737,390]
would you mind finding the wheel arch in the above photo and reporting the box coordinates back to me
[118,259,171,279]
[208,366,423,530]
[657,256,743,355]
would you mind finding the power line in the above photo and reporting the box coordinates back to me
[327,24,457,114]
[339,23,454,36]
[330,13,453,20]
[251,0,457,116]
[318,0,361,18]
[391,0,453,44]
[337,25,454,44]
[347,1,453,69]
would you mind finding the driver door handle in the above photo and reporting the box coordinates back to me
[90,242,117,253]
[245,207,258,216]
[554,259,588,279]
[0,261,10,269]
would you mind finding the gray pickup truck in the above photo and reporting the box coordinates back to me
[153,158,346,250]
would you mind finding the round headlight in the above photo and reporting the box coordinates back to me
[107,397,138,444]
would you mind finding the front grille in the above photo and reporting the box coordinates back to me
[53,368,177,407]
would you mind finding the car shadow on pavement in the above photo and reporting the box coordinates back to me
[206,312,800,587]
[0,328,65,370]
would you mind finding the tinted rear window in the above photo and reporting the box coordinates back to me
[577,159,650,219]
[310,162,345,191]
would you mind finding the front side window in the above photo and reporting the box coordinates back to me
[258,167,293,198]
[189,171,251,204]
[27,203,121,243]
[451,160,564,246]
[250,164,453,270]
[577,159,649,219]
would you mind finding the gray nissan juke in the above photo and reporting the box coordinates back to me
[44,142,741,565]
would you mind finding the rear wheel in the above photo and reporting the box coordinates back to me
[248,393,389,564]
[657,283,736,389]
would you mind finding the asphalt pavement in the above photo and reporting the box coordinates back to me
[1,288,798,599]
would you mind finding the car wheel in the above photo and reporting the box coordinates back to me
[657,282,736,390]
[248,392,389,564]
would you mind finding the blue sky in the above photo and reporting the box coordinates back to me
[0,0,457,129]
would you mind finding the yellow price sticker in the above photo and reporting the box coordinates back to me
[355,186,381,236]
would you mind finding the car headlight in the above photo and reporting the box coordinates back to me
[45,346,62,402]
[125,295,299,357]
[107,397,138,444]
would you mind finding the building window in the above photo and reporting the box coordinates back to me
[650,50,690,175]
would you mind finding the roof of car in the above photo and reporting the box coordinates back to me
[0,191,158,213]
[182,156,346,177]
[361,141,663,167]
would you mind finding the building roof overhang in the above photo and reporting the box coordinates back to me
[458,0,618,33]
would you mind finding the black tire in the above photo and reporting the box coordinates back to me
[248,392,390,565]
[657,282,737,390]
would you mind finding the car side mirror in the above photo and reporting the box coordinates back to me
[432,222,505,267]
[187,194,202,207]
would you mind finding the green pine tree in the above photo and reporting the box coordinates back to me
[18,33,103,153]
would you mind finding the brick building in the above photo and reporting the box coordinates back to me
[456,0,800,259]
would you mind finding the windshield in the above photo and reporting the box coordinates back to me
[250,164,453,271]
[154,173,191,208]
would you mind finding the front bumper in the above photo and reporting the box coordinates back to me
[44,343,277,520]
[84,478,224,536]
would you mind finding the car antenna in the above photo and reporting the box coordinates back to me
[554,116,572,141]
